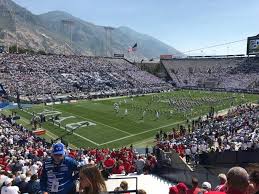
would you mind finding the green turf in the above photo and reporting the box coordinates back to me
[6,90,259,148]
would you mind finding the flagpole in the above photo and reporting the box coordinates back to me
[128,43,137,63]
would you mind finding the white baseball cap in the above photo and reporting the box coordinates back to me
[202,182,211,190]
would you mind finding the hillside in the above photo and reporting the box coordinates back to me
[0,0,183,59]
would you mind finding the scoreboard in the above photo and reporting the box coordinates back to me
[247,35,259,55]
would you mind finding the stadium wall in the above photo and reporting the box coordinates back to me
[156,149,220,188]
[135,62,171,81]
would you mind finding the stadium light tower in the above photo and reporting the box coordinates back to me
[0,7,18,52]
[1,0,30,53]
[1,30,8,52]
[10,9,19,53]
[104,26,114,57]
[61,20,74,49]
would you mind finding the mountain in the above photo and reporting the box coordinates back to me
[0,0,183,59]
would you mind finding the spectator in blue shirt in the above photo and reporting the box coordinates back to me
[26,174,40,194]
[40,143,78,194]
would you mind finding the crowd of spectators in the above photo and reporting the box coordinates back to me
[2,107,259,193]
[169,167,259,194]
[0,113,155,193]
[162,57,259,90]
[0,53,170,101]
[156,104,259,164]
[1,53,259,193]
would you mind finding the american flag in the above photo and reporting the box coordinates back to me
[128,43,137,52]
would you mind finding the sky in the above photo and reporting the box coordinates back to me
[13,0,259,55]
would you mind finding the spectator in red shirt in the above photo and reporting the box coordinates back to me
[110,150,116,159]
[215,174,227,192]
[112,160,125,174]
[188,177,201,194]
[37,149,44,157]
[68,150,77,158]
[169,185,178,194]
[123,160,131,175]
[103,155,115,173]
[177,182,188,194]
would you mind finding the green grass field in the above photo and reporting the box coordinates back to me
[4,90,259,148]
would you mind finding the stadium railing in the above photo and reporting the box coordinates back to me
[107,177,138,194]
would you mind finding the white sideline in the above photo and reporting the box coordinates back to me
[92,92,160,101]
[99,120,185,146]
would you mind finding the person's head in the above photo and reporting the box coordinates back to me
[202,181,212,191]
[114,187,123,193]
[218,173,227,185]
[138,189,147,194]
[192,177,199,188]
[177,182,188,194]
[51,143,65,164]
[79,164,107,194]
[226,167,249,193]
[20,174,26,181]
[4,178,13,186]
[30,174,38,181]
[26,171,31,177]
[120,181,128,191]
[249,170,259,191]
[15,171,21,177]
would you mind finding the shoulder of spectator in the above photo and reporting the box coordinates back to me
[64,156,79,168]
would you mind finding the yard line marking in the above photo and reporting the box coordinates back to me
[22,109,100,146]
[53,106,132,135]
[20,111,79,147]
[99,120,185,146]
[52,122,100,146]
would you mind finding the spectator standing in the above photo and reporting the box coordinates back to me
[40,143,79,194]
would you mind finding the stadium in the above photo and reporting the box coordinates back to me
[0,0,259,194]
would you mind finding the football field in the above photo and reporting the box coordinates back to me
[7,90,259,148]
